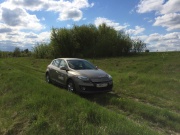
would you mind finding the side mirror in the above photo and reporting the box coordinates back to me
[60,66,68,71]
[95,66,98,69]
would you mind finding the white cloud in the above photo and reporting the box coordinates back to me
[94,17,129,31]
[72,0,94,9]
[163,32,180,40]
[0,30,51,51]
[0,0,94,51]
[11,0,44,11]
[25,32,38,39]
[38,31,51,43]
[55,0,94,21]
[144,17,153,23]
[126,26,145,35]
[58,8,82,21]
[153,13,180,31]
[94,18,145,36]
[160,0,180,14]
[136,0,180,32]
[0,0,94,23]
[136,0,180,15]
[135,32,180,51]
[0,23,12,33]
[2,8,23,26]
[0,7,44,31]
[136,0,164,14]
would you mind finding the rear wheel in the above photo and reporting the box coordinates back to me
[67,80,76,92]
[46,73,51,83]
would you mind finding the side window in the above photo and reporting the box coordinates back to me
[59,60,67,68]
[52,59,61,67]
[51,60,55,66]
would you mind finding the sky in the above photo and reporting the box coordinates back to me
[0,0,180,52]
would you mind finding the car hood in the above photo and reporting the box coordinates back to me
[75,69,108,78]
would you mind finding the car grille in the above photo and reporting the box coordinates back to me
[90,77,109,82]
[79,84,113,92]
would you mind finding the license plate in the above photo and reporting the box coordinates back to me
[96,83,108,88]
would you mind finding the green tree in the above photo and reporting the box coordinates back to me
[51,28,76,57]
[13,47,21,57]
[96,23,118,57]
[72,25,98,57]
[115,31,133,56]
[49,24,146,58]
[33,43,53,59]
[132,39,146,53]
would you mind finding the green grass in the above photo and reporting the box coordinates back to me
[0,52,180,135]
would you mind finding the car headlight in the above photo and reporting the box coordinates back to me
[77,76,90,82]
[107,74,112,79]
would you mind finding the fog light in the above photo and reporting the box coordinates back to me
[109,81,113,85]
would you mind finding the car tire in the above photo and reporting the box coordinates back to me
[46,73,51,83]
[67,80,76,93]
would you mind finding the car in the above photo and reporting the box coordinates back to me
[45,58,113,93]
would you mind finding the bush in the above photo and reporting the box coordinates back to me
[13,47,21,57]
[145,49,150,53]
[50,24,146,58]
[32,24,147,59]
[32,43,54,59]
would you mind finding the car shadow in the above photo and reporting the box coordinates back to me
[80,92,120,106]
[50,81,120,107]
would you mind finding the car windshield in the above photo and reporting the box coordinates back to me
[67,60,96,70]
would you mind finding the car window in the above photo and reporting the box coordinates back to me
[59,60,67,68]
[83,61,96,69]
[52,59,61,67]
[67,60,96,70]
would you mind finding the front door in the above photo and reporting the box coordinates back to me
[56,60,68,85]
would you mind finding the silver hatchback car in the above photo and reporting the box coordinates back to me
[45,58,113,93]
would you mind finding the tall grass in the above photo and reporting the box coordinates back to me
[0,52,180,134]
[89,52,180,134]
[0,57,157,135]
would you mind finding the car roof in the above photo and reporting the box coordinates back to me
[56,58,85,61]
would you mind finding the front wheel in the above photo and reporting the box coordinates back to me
[67,80,76,93]
[46,73,51,83]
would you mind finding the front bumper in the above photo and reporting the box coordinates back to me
[74,79,113,93]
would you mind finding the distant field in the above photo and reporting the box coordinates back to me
[0,52,180,135]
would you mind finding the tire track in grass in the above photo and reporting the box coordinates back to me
[82,92,180,135]
[82,93,166,135]
[116,93,180,135]
[6,60,45,82]
[120,92,180,115]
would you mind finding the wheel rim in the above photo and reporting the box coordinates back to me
[67,82,74,92]
[46,74,50,83]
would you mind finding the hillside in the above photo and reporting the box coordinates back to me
[0,52,180,135]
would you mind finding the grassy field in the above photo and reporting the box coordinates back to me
[0,52,180,135]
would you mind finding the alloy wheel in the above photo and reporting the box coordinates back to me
[67,80,75,92]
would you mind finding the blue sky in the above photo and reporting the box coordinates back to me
[0,0,180,52]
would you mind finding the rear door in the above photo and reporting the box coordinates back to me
[49,59,61,82]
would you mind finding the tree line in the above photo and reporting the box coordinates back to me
[0,23,146,59]
[33,23,146,59]
[0,48,31,58]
